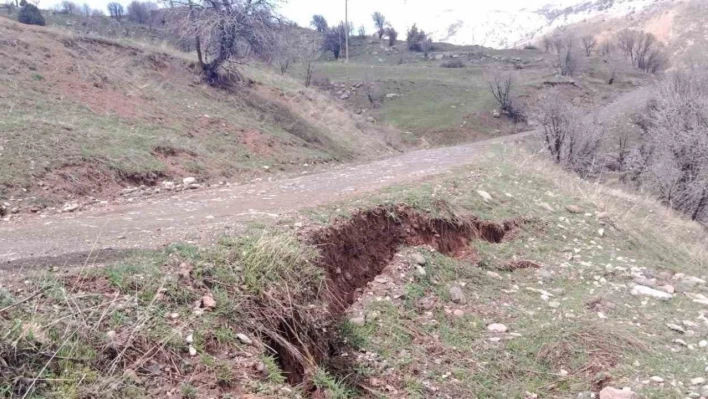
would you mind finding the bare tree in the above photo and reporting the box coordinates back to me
[372,11,385,39]
[639,71,708,222]
[581,35,597,56]
[166,0,281,84]
[107,2,124,20]
[310,14,327,33]
[60,0,79,14]
[487,71,526,123]
[542,36,552,52]
[420,37,433,59]
[127,1,156,24]
[616,29,639,64]
[357,25,366,38]
[599,41,613,56]
[322,23,347,59]
[488,71,513,113]
[558,45,578,76]
[536,89,602,175]
[385,26,397,46]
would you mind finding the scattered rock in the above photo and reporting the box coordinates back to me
[577,392,594,399]
[106,330,116,341]
[599,387,638,399]
[365,311,380,322]
[539,202,555,212]
[666,323,686,334]
[182,177,196,185]
[162,181,176,190]
[237,333,253,345]
[492,109,501,118]
[349,316,366,326]
[200,294,216,310]
[188,345,197,356]
[453,309,465,317]
[632,276,657,287]
[477,190,493,202]
[691,377,706,385]
[62,203,80,213]
[449,285,466,303]
[565,205,583,214]
[486,271,502,280]
[630,285,673,300]
[415,266,427,277]
[410,253,426,265]
[487,323,508,333]
[659,285,675,294]
[185,333,193,344]
[365,116,376,123]
[385,93,400,99]
[598,228,605,237]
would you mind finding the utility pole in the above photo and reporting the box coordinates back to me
[345,0,349,63]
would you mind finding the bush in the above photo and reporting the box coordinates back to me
[523,44,539,50]
[406,24,428,52]
[441,59,465,68]
[535,88,602,176]
[18,4,45,26]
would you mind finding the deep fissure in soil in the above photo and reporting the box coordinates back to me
[267,204,518,387]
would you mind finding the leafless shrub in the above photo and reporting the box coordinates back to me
[542,36,552,52]
[639,71,708,222]
[488,71,527,123]
[599,41,613,56]
[107,2,124,20]
[310,14,327,33]
[581,35,597,56]
[616,30,668,73]
[536,89,603,176]
[357,25,366,38]
[557,45,579,76]
[372,11,385,39]
[385,26,397,47]
[165,0,281,85]
[616,29,639,64]
[127,1,157,25]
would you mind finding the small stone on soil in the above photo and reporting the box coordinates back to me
[349,316,366,326]
[410,253,426,265]
[449,285,466,303]
[237,333,253,345]
[487,323,508,333]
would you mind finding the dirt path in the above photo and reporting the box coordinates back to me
[0,132,533,269]
[0,87,650,269]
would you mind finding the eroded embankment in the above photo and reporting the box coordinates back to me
[269,204,518,387]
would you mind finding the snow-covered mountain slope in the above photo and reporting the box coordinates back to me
[427,0,680,48]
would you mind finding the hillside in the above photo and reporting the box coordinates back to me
[0,17,398,212]
[2,145,707,398]
[302,35,648,146]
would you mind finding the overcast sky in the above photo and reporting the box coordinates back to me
[44,0,570,33]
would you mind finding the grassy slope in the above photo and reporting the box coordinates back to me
[297,36,647,147]
[2,145,707,398]
[0,17,397,206]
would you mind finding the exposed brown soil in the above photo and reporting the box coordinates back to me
[310,204,517,311]
[267,204,519,388]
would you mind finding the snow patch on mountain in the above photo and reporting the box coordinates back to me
[429,0,671,48]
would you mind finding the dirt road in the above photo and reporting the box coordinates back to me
[0,87,650,269]
[0,132,534,269]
